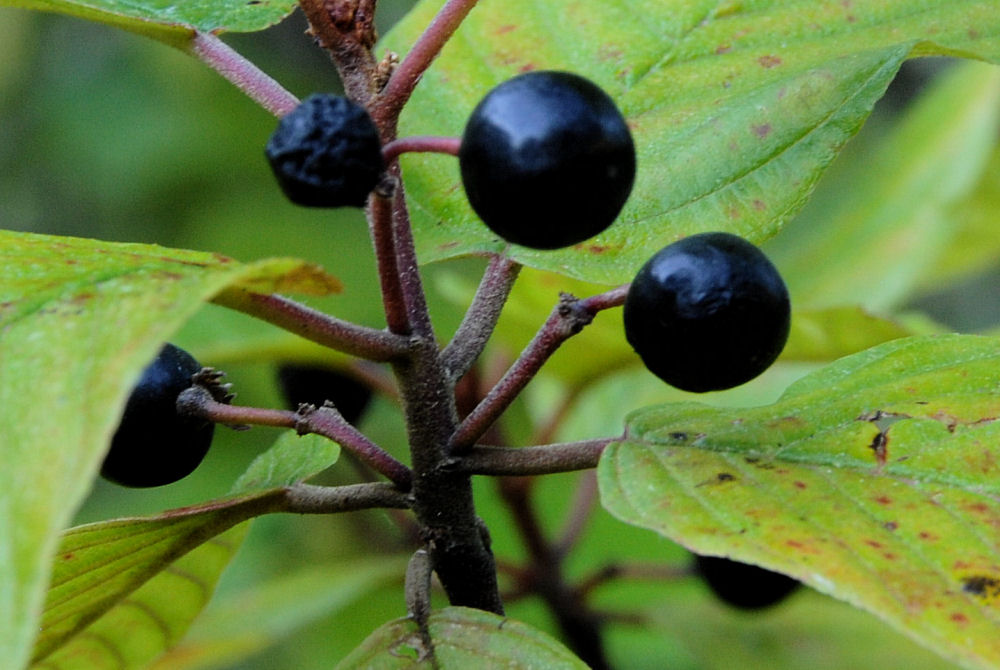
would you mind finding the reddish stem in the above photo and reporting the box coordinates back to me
[374,0,481,127]
[369,186,411,334]
[383,136,462,164]
[189,32,299,117]
[449,287,628,452]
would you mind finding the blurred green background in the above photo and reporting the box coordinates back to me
[2,5,996,668]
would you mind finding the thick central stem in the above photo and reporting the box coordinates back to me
[394,338,504,614]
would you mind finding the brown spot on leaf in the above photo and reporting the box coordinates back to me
[495,24,517,34]
[864,539,883,549]
[752,123,772,138]
[884,521,898,531]
[727,206,742,220]
[869,431,888,466]
[758,55,782,68]
[518,63,537,73]
[793,481,806,489]
[874,495,892,506]
[716,472,735,482]
[918,531,937,541]
[962,575,1000,598]
[752,199,766,211]
[951,612,969,625]
[715,44,732,54]
[969,29,981,39]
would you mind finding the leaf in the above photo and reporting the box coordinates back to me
[0,0,297,49]
[382,0,1000,284]
[30,494,282,669]
[765,59,1000,311]
[148,556,407,670]
[30,430,343,669]
[782,306,939,362]
[929,144,1000,287]
[232,432,340,494]
[0,230,339,670]
[599,334,1000,669]
[335,606,588,669]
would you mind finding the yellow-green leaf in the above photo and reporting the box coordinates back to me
[0,0,296,49]
[335,607,588,669]
[384,0,1000,285]
[599,334,1000,669]
[0,230,338,670]
[766,59,1000,310]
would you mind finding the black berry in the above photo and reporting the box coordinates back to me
[458,71,636,250]
[266,94,384,208]
[101,343,215,488]
[694,554,800,610]
[623,232,790,393]
[276,363,373,425]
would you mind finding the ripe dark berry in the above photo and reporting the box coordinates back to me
[276,364,373,425]
[266,94,384,208]
[101,343,215,488]
[458,70,636,250]
[694,554,800,610]
[623,232,790,393]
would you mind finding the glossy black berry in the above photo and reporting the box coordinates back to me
[276,363,373,425]
[623,232,790,393]
[101,343,215,488]
[266,94,384,208]
[459,70,636,250]
[694,554,800,610]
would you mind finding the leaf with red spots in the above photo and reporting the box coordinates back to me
[335,607,588,669]
[599,334,1000,669]
[0,229,340,669]
[30,433,341,670]
[382,0,1000,284]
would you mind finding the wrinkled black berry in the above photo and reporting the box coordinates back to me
[276,363,373,425]
[101,343,215,488]
[266,94,384,207]
[623,232,790,392]
[459,70,636,249]
[694,554,800,610]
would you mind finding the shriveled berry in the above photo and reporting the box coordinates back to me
[623,232,790,392]
[694,554,800,610]
[101,343,215,488]
[276,363,373,425]
[459,70,635,250]
[266,94,384,207]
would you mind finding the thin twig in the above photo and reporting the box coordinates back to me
[297,0,380,104]
[554,470,599,559]
[284,481,412,514]
[383,136,462,164]
[374,0,481,127]
[189,32,299,117]
[448,439,613,476]
[299,405,413,490]
[442,256,521,383]
[390,180,436,341]
[178,387,412,489]
[449,286,628,452]
[369,187,411,334]
[213,290,410,361]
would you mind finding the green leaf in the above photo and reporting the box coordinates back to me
[766,59,1000,311]
[335,607,588,669]
[232,432,340,494]
[782,307,939,362]
[29,404,344,669]
[0,0,296,49]
[0,230,339,670]
[929,145,1000,287]
[148,556,407,670]
[30,493,283,669]
[599,334,1000,669]
[383,0,1000,284]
